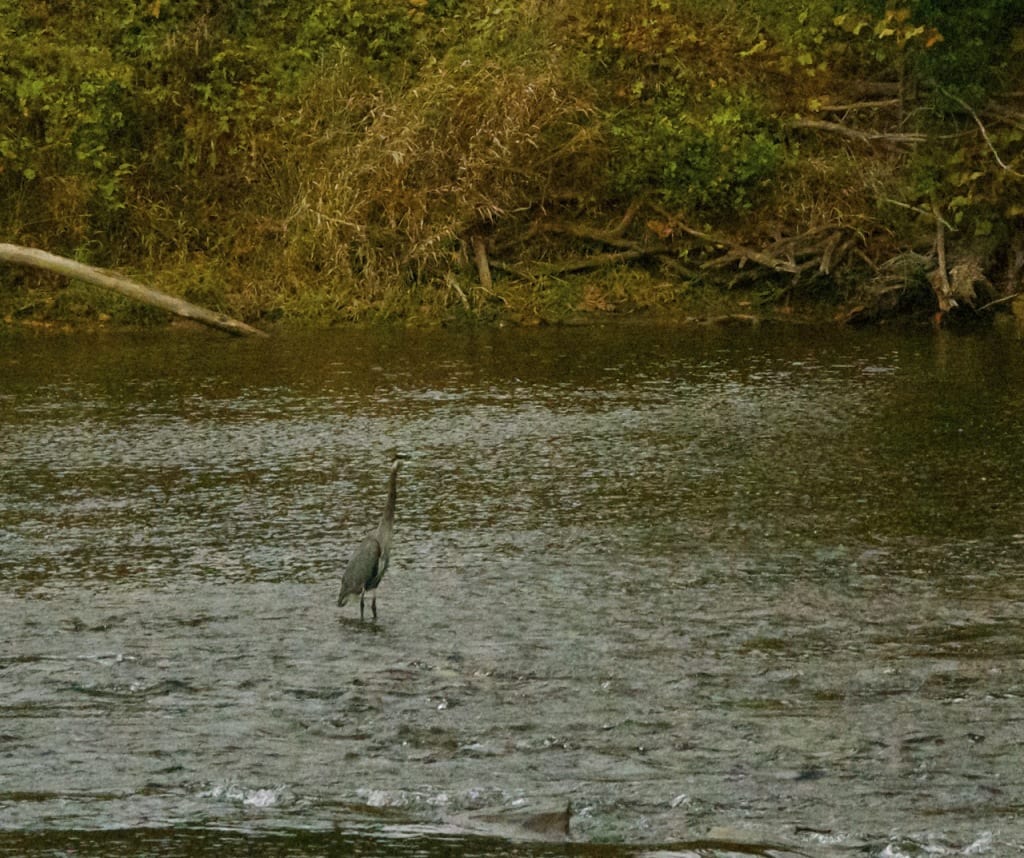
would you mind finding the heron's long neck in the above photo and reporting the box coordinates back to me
[378,465,399,532]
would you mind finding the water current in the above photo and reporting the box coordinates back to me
[1,323,1023,857]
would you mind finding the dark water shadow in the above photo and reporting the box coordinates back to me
[0,827,823,858]
[335,614,387,634]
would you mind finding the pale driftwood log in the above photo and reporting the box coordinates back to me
[0,243,267,337]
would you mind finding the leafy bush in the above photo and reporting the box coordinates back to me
[607,91,781,215]
[901,0,1023,103]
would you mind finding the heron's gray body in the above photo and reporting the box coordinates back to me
[337,457,401,618]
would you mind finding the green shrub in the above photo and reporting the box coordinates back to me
[607,91,781,215]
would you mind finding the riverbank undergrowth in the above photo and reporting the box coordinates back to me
[1,1,1021,328]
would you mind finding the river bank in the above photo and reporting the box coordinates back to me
[2,3,1020,331]
[2,263,1015,335]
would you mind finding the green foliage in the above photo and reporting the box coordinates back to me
[0,0,1022,326]
[0,10,137,245]
[608,92,781,215]
[903,0,1023,103]
[0,0,423,259]
[830,6,944,75]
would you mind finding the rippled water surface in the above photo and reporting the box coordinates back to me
[2,324,1023,857]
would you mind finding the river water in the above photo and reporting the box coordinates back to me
[1,323,1022,857]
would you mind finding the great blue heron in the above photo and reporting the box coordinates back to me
[337,454,405,619]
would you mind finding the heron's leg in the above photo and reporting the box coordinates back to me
[371,594,378,619]
[359,592,365,620]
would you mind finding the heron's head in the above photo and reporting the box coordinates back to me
[390,451,410,471]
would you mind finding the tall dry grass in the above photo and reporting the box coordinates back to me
[282,52,601,306]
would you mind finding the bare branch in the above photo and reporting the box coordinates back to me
[791,117,926,147]
[880,197,957,230]
[517,249,650,276]
[609,199,643,239]
[942,89,1024,177]
[976,292,1020,312]
[815,99,902,113]
[669,220,804,275]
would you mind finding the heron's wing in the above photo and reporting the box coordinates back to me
[371,548,390,591]
[339,535,381,599]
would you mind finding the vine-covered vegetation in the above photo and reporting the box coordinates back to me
[1,1,1022,325]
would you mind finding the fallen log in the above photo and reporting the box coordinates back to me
[0,243,267,337]
[492,248,651,279]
